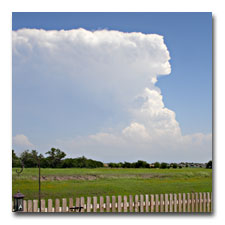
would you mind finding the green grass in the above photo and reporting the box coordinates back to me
[12,168,212,201]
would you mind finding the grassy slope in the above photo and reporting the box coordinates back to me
[12,168,212,200]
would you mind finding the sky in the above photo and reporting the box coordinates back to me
[12,12,212,163]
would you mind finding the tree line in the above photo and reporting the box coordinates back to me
[12,148,103,168]
[12,148,212,169]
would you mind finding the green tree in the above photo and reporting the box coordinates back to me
[206,160,212,169]
[154,162,160,168]
[171,163,178,169]
[45,148,66,168]
[20,150,39,167]
[12,150,21,167]
[160,162,168,169]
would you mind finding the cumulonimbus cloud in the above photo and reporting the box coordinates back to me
[12,28,212,162]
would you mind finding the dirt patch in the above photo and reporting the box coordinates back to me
[31,173,169,181]
[31,175,98,181]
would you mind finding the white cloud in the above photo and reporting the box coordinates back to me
[12,28,212,162]
[12,134,34,149]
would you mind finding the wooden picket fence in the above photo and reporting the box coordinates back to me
[16,192,212,213]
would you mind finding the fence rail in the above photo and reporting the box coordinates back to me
[14,192,212,213]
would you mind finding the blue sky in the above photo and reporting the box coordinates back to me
[12,12,212,162]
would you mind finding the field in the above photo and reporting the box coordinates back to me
[12,167,212,201]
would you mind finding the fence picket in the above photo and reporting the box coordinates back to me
[55,199,60,212]
[178,193,182,212]
[207,192,210,212]
[129,195,133,212]
[118,196,122,212]
[169,194,173,212]
[199,193,202,212]
[195,193,199,212]
[183,193,186,212]
[211,192,213,212]
[146,194,149,212]
[48,199,52,212]
[203,192,206,212]
[155,194,159,212]
[191,193,195,212]
[165,194,168,212]
[93,196,97,212]
[112,196,116,212]
[41,199,45,212]
[87,197,91,212]
[100,196,104,212]
[62,198,67,212]
[106,196,110,212]
[150,194,154,212]
[174,194,177,212]
[134,195,139,212]
[160,194,164,212]
[80,197,85,212]
[123,196,128,212]
[28,200,32,212]
[69,198,73,212]
[140,195,144,212]
[187,193,190,212]
[23,200,27,212]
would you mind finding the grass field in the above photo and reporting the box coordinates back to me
[12,167,212,201]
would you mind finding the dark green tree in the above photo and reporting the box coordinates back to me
[12,150,21,167]
[154,162,160,168]
[206,160,212,169]
[45,148,66,168]
[20,150,39,167]
[160,162,168,169]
